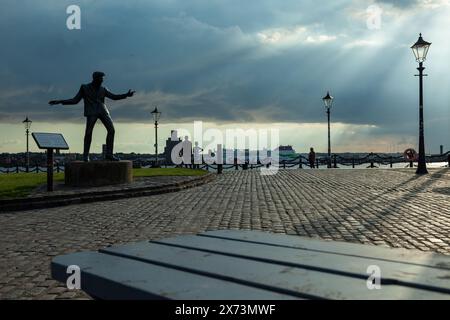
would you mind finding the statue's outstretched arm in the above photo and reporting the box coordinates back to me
[49,86,83,105]
[60,86,83,105]
[105,88,135,100]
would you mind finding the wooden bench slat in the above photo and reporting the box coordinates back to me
[200,230,450,270]
[151,234,450,294]
[51,251,298,300]
[51,231,450,299]
[101,240,450,299]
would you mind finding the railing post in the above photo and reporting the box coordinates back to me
[409,161,413,168]
[448,154,450,167]
[299,158,302,169]
[16,164,19,173]
[370,160,374,168]
[352,158,355,169]
[35,163,39,173]
[283,161,286,169]
[316,159,319,169]
[390,157,393,168]
[217,164,223,174]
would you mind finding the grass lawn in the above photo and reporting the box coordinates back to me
[0,168,207,200]
[0,173,65,200]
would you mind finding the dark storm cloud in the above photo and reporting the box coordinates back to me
[0,0,449,151]
[375,0,419,8]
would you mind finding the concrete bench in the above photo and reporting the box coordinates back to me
[51,230,450,299]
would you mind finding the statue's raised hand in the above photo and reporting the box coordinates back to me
[127,90,136,97]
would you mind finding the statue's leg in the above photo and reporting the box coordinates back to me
[99,114,115,158]
[84,116,97,161]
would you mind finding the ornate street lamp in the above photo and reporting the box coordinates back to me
[411,33,431,174]
[322,91,334,168]
[22,116,32,173]
[151,107,162,167]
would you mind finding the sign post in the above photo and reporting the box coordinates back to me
[32,133,69,192]
[47,148,54,191]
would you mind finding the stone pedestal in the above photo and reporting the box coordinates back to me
[65,161,133,187]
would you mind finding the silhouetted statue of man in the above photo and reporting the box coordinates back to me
[49,71,135,161]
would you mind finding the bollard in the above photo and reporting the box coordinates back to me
[333,156,337,168]
[217,164,223,174]
[352,159,355,169]
[410,161,413,168]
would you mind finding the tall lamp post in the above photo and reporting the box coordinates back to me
[22,116,32,173]
[151,107,161,167]
[322,91,334,168]
[411,33,431,175]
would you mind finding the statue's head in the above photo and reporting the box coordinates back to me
[92,71,105,87]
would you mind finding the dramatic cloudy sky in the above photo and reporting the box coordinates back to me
[0,0,449,154]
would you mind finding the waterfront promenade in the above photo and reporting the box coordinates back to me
[1,168,450,299]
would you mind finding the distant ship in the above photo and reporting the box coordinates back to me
[275,145,297,159]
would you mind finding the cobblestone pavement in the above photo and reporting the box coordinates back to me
[1,168,450,299]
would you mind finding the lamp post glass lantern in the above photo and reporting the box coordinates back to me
[411,33,431,174]
[151,107,161,167]
[411,33,431,63]
[322,92,333,168]
[22,116,32,172]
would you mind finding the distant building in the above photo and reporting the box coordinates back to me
[164,130,182,165]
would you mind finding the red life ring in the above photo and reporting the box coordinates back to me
[403,148,417,161]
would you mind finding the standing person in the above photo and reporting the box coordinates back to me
[49,71,135,162]
[308,147,316,168]
[193,141,203,169]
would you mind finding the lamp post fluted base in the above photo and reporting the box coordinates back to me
[416,165,428,175]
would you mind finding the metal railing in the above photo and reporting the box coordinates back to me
[1,152,449,174]
[0,163,65,174]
